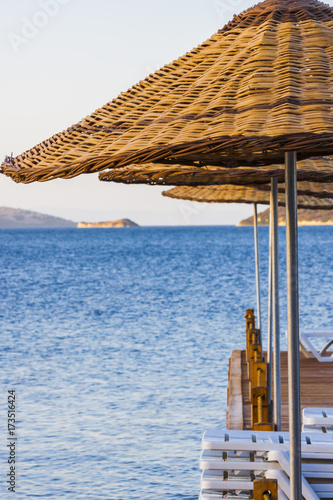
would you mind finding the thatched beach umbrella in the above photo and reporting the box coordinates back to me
[161,185,333,207]
[97,161,333,187]
[3,0,333,496]
[2,0,333,182]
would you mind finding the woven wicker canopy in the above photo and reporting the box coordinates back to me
[2,0,333,183]
[98,160,333,196]
[252,181,333,198]
[162,185,333,209]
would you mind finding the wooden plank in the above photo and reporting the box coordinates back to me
[241,350,252,429]
[227,350,244,430]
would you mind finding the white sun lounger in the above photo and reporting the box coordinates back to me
[201,470,253,492]
[201,450,333,475]
[266,467,333,500]
[199,489,289,500]
[267,450,333,499]
[298,331,333,362]
[200,430,333,500]
[200,448,278,471]
[200,449,333,473]
[200,467,324,500]
[302,425,333,433]
[265,469,321,500]
[202,429,333,453]
[302,408,333,433]
[303,408,333,426]
[201,466,321,500]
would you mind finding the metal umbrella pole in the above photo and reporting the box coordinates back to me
[253,203,262,331]
[267,207,273,411]
[271,177,281,431]
[285,151,302,500]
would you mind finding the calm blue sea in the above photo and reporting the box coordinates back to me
[0,226,332,499]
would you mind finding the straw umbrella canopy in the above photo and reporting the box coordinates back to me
[99,164,333,195]
[161,184,333,207]
[2,0,333,183]
[252,180,333,199]
[3,0,333,496]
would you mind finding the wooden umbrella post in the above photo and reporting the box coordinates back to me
[285,151,302,500]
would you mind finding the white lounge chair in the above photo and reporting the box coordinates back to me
[201,448,275,470]
[298,331,333,362]
[265,469,320,500]
[302,425,333,433]
[202,429,333,453]
[199,488,289,500]
[200,430,333,500]
[200,466,326,500]
[267,450,333,500]
[303,408,333,426]
[200,450,333,478]
[201,470,253,492]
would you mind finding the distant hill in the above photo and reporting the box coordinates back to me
[77,219,139,228]
[0,207,76,228]
[239,207,333,226]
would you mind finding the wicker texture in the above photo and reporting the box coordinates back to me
[98,158,333,188]
[162,185,333,209]
[253,180,333,198]
[2,0,333,183]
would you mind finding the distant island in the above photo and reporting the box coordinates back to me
[77,219,139,228]
[0,207,76,228]
[239,207,333,226]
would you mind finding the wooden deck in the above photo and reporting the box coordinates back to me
[227,349,333,431]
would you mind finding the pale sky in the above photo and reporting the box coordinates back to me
[1,0,317,225]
